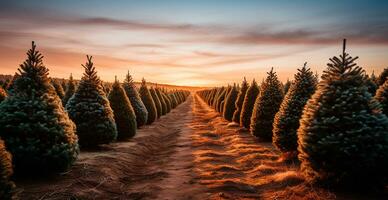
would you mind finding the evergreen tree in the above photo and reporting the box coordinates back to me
[223,84,238,121]
[377,67,388,86]
[232,77,248,123]
[250,68,283,141]
[123,72,148,127]
[240,79,259,129]
[161,89,172,113]
[108,77,137,140]
[0,138,15,200]
[139,79,157,124]
[169,93,178,108]
[273,63,316,156]
[150,87,162,118]
[298,40,388,186]
[375,79,388,116]
[283,79,291,94]
[66,55,117,147]
[52,79,65,99]
[156,87,167,115]
[0,86,7,103]
[63,74,76,105]
[0,42,79,173]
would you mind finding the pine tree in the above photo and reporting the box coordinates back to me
[250,68,283,141]
[160,89,172,113]
[52,79,65,99]
[273,63,316,157]
[298,40,388,186]
[365,74,378,95]
[377,67,388,86]
[139,79,157,124]
[66,55,117,147]
[0,42,79,173]
[0,86,7,103]
[375,79,388,116]
[169,92,178,108]
[232,77,248,123]
[223,84,238,121]
[150,87,162,118]
[123,72,148,127]
[240,79,260,129]
[156,87,167,115]
[63,74,76,105]
[0,138,15,200]
[108,77,137,140]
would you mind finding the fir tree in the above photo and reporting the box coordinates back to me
[240,79,259,129]
[0,86,7,103]
[66,55,117,147]
[63,74,76,105]
[123,72,148,127]
[232,77,248,123]
[169,93,178,108]
[150,87,162,118]
[161,89,172,113]
[108,77,137,140]
[377,67,388,86]
[250,68,283,141]
[223,84,238,121]
[139,78,157,124]
[298,40,388,186]
[156,87,167,115]
[273,63,316,157]
[0,42,79,173]
[0,138,15,200]
[375,79,388,116]
[52,79,65,99]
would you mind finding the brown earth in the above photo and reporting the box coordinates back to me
[15,94,387,200]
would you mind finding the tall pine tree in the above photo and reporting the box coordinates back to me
[0,42,79,173]
[123,72,148,127]
[240,79,260,129]
[298,40,388,186]
[108,77,137,140]
[273,63,316,157]
[232,77,248,123]
[250,68,283,140]
[66,55,117,147]
[139,79,157,124]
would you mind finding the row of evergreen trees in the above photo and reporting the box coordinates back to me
[0,42,189,199]
[197,39,388,188]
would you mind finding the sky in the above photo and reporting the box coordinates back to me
[0,0,388,86]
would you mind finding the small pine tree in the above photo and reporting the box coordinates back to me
[298,40,388,186]
[66,55,117,147]
[240,79,260,129]
[375,79,388,116]
[63,74,76,105]
[0,86,7,103]
[223,84,238,121]
[273,63,316,156]
[160,89,172,113]
[156,88,167,115]
[123,72,148,127]
[0,42,79,173]
[139,79,157,124]
[377,67,388,86]
[169,93,178,108]
[232,77,248,123]
[0,138,15,200]
[52,79,65,99]
[150,87,162,118]
[108,77,137,140]
[250,68,283,141]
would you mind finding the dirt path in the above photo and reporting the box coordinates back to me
[16,94,383,200]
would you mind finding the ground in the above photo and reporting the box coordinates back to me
[15,94,387,200]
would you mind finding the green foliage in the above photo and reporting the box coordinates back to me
[240,80,259,129]
[139,79,157,124]
[63,74,76,106]
[108,78,137,140]
[52,79,65,99]
[250,68,283,141]
[232,77,248,123]
[66,55,117,147]
[0,139,15,200]
[0,86,7,103]
[273,63,316,154]
[223,84,238,121]
[298,40,388,186]
[150,87,162,118]
[0,42,79,173]
[123,72,148,127]
[375,79,388,116]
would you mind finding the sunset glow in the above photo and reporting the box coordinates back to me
[1,0,388,86]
